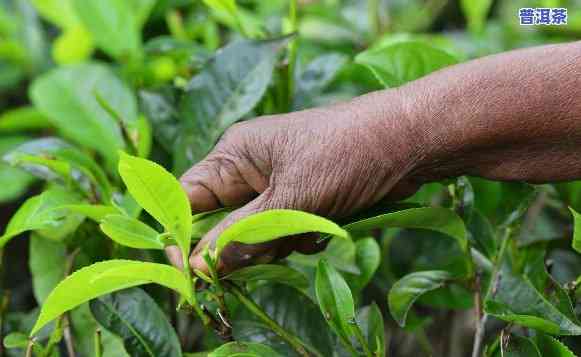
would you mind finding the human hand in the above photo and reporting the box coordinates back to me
[166,90,424,274]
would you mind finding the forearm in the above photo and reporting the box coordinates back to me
[395,41,581,183]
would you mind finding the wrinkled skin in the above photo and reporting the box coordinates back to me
[167,40,581,273]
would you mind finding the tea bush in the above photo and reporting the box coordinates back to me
[1,0,581,356]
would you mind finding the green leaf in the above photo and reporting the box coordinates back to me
[90,288,181,357]
[0,106,51,133]
[232,284,333,357]
[71,0,150,59]
[0,136,35,203]
[29,234,66,303]
[4,137,113,200]
[223,264,308,290]
[118,152,192,256]
[216,209,349,256]
[534,334,576,357]
[315,259,356,344]
[485,263,581,335]
[210,342,283,357]
[0,187,80,248]
[31,260,191,335]
[288,236,360,274]
[29,63,136,166]
[176,36,290,173]
[460,0,493,34]
[357,304,386,357]
[100,214,164,250]
[293,53,348,110]
[203,0,237,16]
[30,0,80,28]
[344,207,468,253]
[52,25,94,65]
[355,41,458,87]
[57,204,121,222]
[348,237,381,293]
[3,332,28,348]
[569,208,581,254]
[388,270,452,327]
[191,208,231,241]
[502,334,541,357]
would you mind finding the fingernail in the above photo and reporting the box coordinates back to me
[190,254,208,273]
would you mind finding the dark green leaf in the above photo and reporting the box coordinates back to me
[210,342,283,357]
[570,208,581,254]
[388,270,452,327]
[176,37,290,173]
[348,237,381,293]
[293,53,348,110]
[357,304,385,357]
[502,334,541,357]
[0,136,35,203]
[223,264,308,290]
[90,288,181,357]
[344,207,468,254]
[534,334,576,357]
[232,284,333,357]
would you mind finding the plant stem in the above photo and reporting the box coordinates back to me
[228,284,313,357]
[471,228,511,357]
[415,327,433,356]
[368,0,380,38]
[0,291,9,357]
[25,339,34,357]
[94,329,102,357]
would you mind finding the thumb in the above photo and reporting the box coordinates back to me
[189,190,280,274]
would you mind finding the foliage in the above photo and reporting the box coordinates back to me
[1,0,581,356]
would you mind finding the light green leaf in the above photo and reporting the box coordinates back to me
[100,214,163,250]
[315,259,356,344]
[355,41,458,87]
[90,288,181,357]
[0,187,80,248]
[288,236,360,274]
[71,0,143,59]
[52,25,94,64]
[223,264,308,290]
[344,207,468,253]
[216,209,349,256]
[0,106,51,133]
[31,260,191,335]
[118,153,192,255]
[460,0,493,35]
[176,36,290,173]
[210,342,283,357]
[2,332,28,349]
[348,237,381,293]
[388,270,452,327]
[31,0,80,28]
[569,208,581,254]
[203,0,237,15]
[29,234,66,303]
[29,64,136,166]
[57,204,121,222]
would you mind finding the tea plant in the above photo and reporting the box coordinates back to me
[1,0,581,356]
